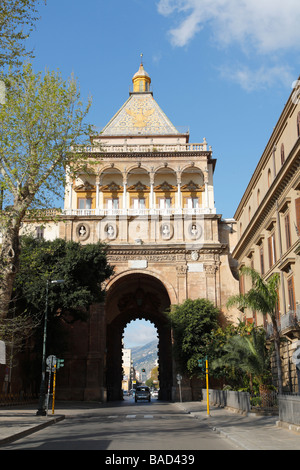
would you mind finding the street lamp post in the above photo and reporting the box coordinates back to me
[36,279,64,416]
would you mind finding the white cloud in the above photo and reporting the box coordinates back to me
[157,0,300,53]
[219,64,295,92]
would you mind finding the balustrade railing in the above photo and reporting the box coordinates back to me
[73,141,210,154]
[62,207,216,216]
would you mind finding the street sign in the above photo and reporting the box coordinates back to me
[57,358,64,369]
[46,355,57,372]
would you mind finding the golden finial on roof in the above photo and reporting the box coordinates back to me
[132,54,151,93]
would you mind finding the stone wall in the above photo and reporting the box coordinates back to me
[278,394,300,427]
[202,388,251,414]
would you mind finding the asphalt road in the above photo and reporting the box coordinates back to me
[1,398,239,451]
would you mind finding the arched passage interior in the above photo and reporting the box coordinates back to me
[105,272,173,401]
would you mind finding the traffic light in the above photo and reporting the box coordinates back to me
[198,359,205,370]
[141,368,145,372]
[57,358,64,369]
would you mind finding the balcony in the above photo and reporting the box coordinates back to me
[73,141,211,154]
[266,306,300,339]
[62,207,217,217]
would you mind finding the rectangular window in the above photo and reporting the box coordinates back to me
[259,244,265,275]
[36,226,44,239]
[268,233,276,267]
[78,198,92,209]
[106,198,119,210]
[132,198,145,209]
[296,197,300,236]
[284,212,291,250]
[159,198,172,209]
[287,276,296,312]
[184,197,199,209]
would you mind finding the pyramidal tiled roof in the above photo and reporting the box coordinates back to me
[101,93,180,136]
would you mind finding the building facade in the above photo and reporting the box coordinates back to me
[232,80,300,392]
[20,61,240,401]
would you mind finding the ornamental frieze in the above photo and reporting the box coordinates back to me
[106,247,222,263]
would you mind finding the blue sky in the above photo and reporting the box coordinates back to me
[28,0,300,347]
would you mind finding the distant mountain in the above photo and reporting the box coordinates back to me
[131,340,158,379]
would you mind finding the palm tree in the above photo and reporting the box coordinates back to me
[226,266,283,394]
[212,327,272,394]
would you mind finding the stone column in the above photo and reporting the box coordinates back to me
[149,172,155,211]
[176,174,182,211]
[204,264,218,306]
[68,179,73,211]
[176,265,188,303]
[204,169,209,209]
[123,174,127,211]
[84,303,106,402]
[95,177,100,213]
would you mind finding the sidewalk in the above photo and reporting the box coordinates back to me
[0,402,102,447]
[175,401,300,450]
[0,401,299,450]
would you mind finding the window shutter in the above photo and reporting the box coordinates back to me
[295,197,300,235]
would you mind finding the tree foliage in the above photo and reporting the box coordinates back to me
[0,0,46,70]
[168,298,220,377]
[226,266,283,393]
[0,63,92,317]
[211,325,272,390]
[13,236,113,323]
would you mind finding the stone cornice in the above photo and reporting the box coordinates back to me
[234,91,299,220]
[106,242,227,261]
[232,146,300,260]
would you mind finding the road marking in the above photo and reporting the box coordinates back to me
[144,415,153,418]
[126,415,136,419]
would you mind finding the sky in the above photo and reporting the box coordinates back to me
[27,0,300,347]
[123,319,158,349]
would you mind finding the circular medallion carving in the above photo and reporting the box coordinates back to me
[160,222,174,240]
[188,222,202,240]
[76,223,90,241]
[104,222,118,240]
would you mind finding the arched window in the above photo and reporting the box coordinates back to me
[297,112,300,137]
[257,188,260,206]
[248,206,251,221]
[281,143,285,165]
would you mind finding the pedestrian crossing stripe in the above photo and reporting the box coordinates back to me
[108,415,154,419]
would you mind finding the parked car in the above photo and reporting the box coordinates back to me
[135,386,151,402]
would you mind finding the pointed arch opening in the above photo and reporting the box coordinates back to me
[105,272,173,401]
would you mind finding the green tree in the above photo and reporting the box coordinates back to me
[169,298,220,377]
[0,0,46,70]
[226,266,283,393]
[212,326,272,393]
[4,236,112,393]
[0,63,92,318]
[146,365,159,389]
[13,236,113,323]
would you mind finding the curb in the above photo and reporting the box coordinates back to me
[0,415,65,446]
[174,402,250,450]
